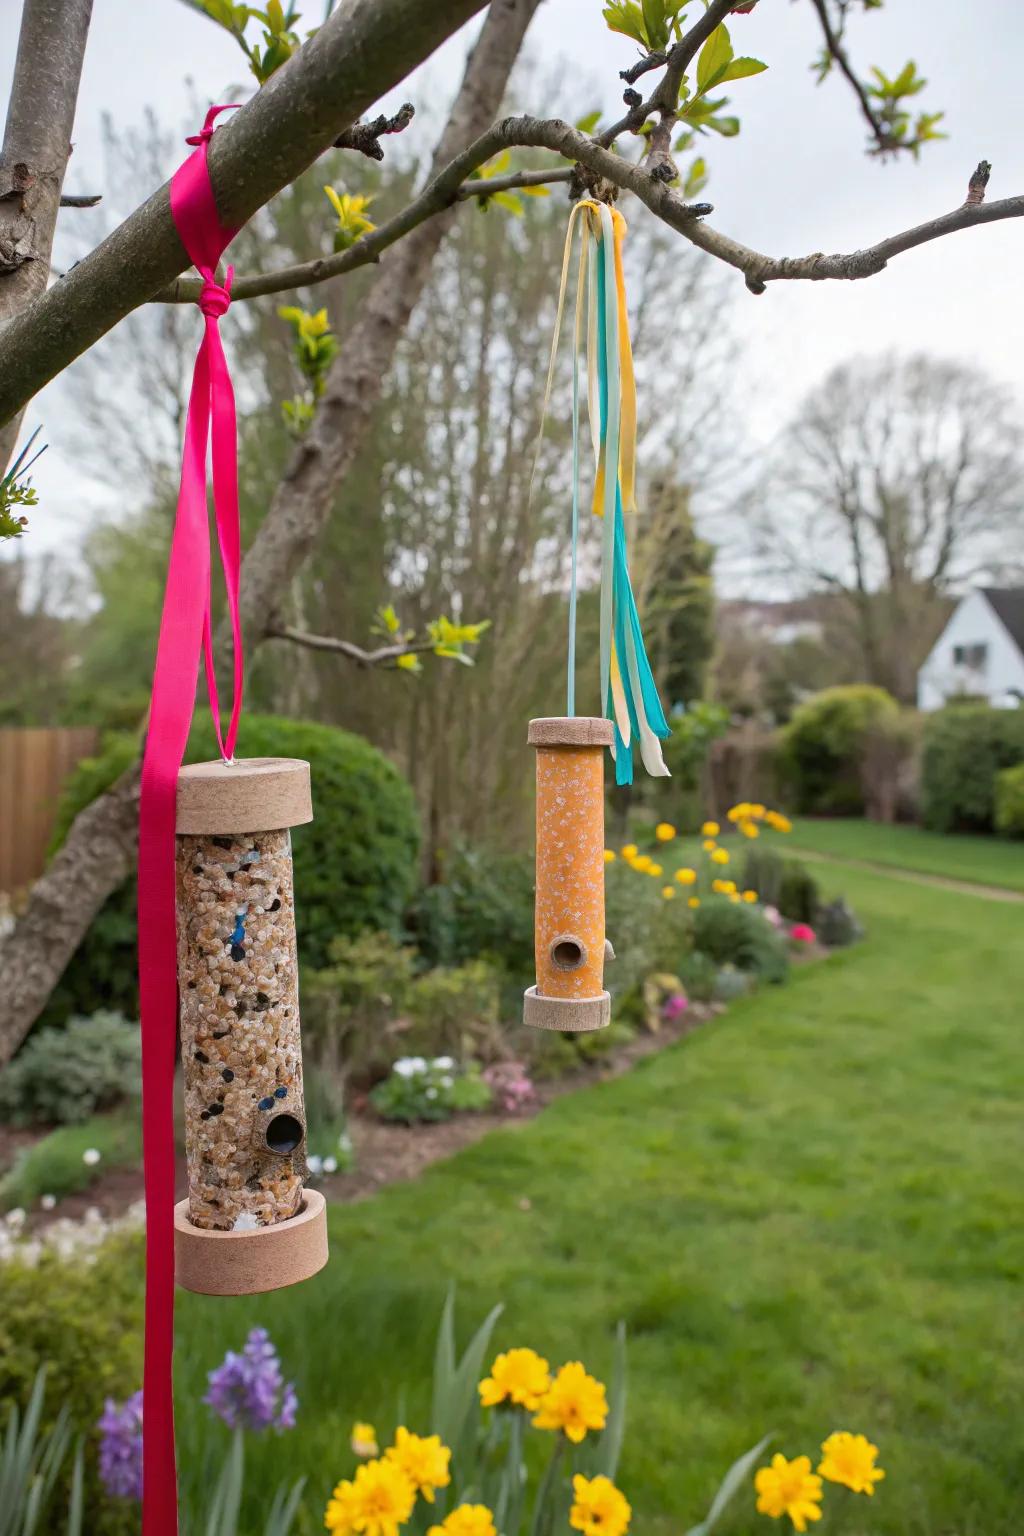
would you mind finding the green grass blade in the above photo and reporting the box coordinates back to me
[65,1443,84,1536]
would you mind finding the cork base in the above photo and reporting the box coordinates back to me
[174,1189,328,1296]
[523,986,611,1034]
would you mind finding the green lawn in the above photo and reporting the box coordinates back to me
[175,864,1023,1535]
[789,818,1024,893]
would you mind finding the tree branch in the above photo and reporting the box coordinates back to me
[270,625,436,668]
[59,192,102,208]
[807,0,898,155]
[333,102,416,161]
[0,0,490,431]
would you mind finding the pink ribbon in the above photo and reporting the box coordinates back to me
[138,104,243,1536]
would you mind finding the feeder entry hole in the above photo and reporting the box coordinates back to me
[551,937,585,971]
[265,1112,304,1155]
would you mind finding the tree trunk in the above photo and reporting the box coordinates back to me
[0,0,541,1061]
[0,0,93,468]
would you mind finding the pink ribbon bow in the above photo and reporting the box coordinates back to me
[137,103,244,1536]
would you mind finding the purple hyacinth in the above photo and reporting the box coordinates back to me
[97,1390,144,1501]
[203,1327,297,1433]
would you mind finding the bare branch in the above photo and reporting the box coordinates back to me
[59,192,102,208]
[333,102,415,160]
[808,0,898,155]
[271,625,436,668]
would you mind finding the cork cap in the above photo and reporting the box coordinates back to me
[176,757,313,834]
[528,716,615,748]
[174,1189,328,1296]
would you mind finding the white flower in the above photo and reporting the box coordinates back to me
[425,1087,438,1099]
[5,1208,26,1230]
[394,1056,426,1078]
[323,1156,338,1173]
[338,1132,352,1152]
[433,1056,455,1070]
[307,1154,323,1175]
[40,1194,56,1211]
[82,1148,102,1167]
[440,1075,454,1089]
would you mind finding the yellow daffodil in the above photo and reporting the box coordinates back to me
[604,849,617,863]
[386,1428,451,1504]
[632,854,653,873]
[675,867,697,885]
[326,1459,415,1536]
[479,1347,551,1411]
[396,652,422,674]
[648,863,663,877]
[750,803,766,818]
[533,1361,608,1443]
[621,844,638,860]
[655,822,676,842]
[742,889,758,903]
[818,1432,885,1496]
[428,1507,497,1536]
[702,838,717,852]
[754,1453,824,1532]
[766,810,793,833]
[711,848,730,865]
[351,1422,379,1458]
[688,896,700,909]
[570,1474,632,1536]
[711,879,729,895]
[729,891,741,902]
[701,820,720,836]
[727,802,751,822]
[739,819,760,838]
[661,886,676,900]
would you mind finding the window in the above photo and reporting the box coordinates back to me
[953,642,988,672]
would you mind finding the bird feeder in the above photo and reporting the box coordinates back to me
[523,716,614,1034]
[172,757,328,1295]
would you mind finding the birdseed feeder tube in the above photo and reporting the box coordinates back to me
[172,757,328,1296]
[524,716,615,1034]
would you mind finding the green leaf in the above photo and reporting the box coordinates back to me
[520,184,551,197]
[696,22,733,94]
[685,1434,773,1536]
[641,0,670,50]
[719,55,767,82]
[682,155,708,197]
[491,190,524,215]
[602,0,648,46]
[593,1322,628,1480]
[575,110,602,135]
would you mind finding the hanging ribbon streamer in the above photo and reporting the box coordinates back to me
[539,201,670,784]
[137,104,244,1536]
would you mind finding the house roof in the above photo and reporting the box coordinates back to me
[982,588,1024,656]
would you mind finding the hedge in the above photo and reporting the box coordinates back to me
[778,684,899,815]
[921,704,1024,832]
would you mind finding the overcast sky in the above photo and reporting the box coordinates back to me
[3,0,1024,577]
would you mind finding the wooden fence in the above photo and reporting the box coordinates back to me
[0,727,99,894]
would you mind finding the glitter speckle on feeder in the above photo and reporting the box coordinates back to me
[274,1086,287,1099]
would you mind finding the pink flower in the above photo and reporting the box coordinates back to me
[483,1061,535,1114]
[763,904,782,928]
[790,923,816,944]
[661,992,688,1022]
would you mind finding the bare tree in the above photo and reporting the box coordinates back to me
[4,0,1024,1051]
[757,353,1024,700]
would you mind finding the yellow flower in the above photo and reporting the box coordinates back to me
[818,1432,885,1496]
[632,854,653,873]
[351,1422,379,1458]
[661,886,676,900]
[766,810,793,833]
[729,892,741,902]
[702,838,717,852]
[427,1506,497,1536]
[533,1362,608,1443]
[604,850,617,863]
[675,867,697,885]
[739,819,760,838]
[648,863,663,878]
[324,185,376,249]
[570,1475,632,1536]
[750,803,766,818]
[727,802,751,822]
[386,1428,451,1504]
[742,889,758,903]
[326,1459,415,1536]
[621,844,638,860]
[711,848,729,865]
[701,820,720,836]
[479,1348,551,1411]
[754,1453,824,1532]
[711,878,737,895]
[687,896,701,909]
[655,822,676,842]
[396,652,422,673]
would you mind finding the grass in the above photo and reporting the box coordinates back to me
[174,863,1024,1536]
[0,1111,140,1211]
[788,818,1024,893]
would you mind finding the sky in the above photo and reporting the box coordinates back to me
[3,0,1024,578]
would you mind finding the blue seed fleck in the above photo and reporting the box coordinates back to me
[258,1096,275,1112]
[274,1086,287,1099]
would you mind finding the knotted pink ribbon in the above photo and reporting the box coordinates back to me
[138,103,243,1536]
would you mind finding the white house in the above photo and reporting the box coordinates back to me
[917,588,1024,711]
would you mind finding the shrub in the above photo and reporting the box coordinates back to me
[676,950,718,1003]
[42,714,420,1025]
[0,1012,140,1129]
[921,704,1024,832]
[994,762,1024,837]
[740,847,785,908]
[690,897,789,984]
[816,897,864,948]
[410,844,535,990]
[779,685,899,815]
[369,1056,492,1123]
[0,1112,141,1211]
[713,965,751,1002]
[860,710,922,823]
[403,959,502,1063]
[778,861,821,924]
